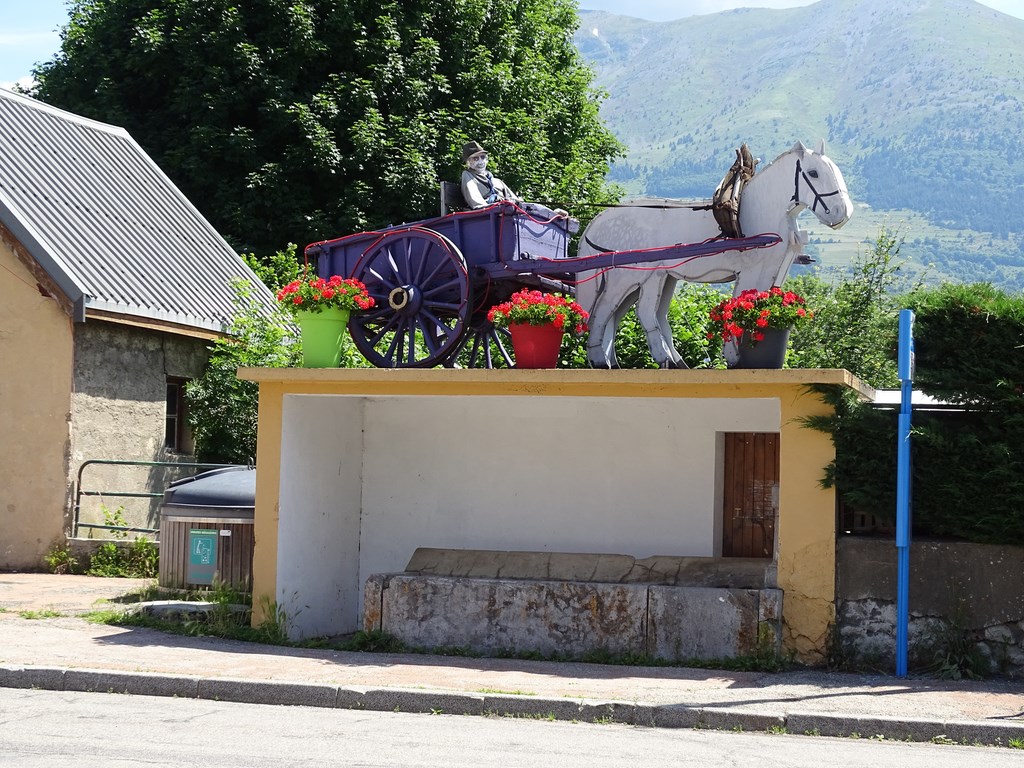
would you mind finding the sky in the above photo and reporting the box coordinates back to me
[3,0,1024,89]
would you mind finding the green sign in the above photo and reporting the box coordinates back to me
[187,529,218,585]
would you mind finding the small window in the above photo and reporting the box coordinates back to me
[165,377,191,452]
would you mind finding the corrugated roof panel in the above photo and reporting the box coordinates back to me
[0,88,276,332]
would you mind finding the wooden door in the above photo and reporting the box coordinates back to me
[722,432,779,558]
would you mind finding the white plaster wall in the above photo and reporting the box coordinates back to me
[276,393,779,637]
[277,395,364,638]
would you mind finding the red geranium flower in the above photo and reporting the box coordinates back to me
[708,287,814,345]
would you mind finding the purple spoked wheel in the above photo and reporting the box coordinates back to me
[444,319,514,369]
[349,228,470,368]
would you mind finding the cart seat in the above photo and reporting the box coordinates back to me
[440,181,468,216]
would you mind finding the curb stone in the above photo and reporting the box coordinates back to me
[2,664,1023,746]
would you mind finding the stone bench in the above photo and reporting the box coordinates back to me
[363,549,783,661]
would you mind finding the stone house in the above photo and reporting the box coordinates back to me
[0,88,276,569]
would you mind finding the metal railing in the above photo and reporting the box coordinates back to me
[72,459,238,538]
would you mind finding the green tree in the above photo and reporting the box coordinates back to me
[787,227,914,388]
[186,248,370,463]
[32,0,623,256]
[185,279,297,463]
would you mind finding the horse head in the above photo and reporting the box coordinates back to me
[786,140,852,229]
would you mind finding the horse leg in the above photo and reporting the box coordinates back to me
[586,273,627,368]
[636,272,683,368]
[587,276,641,368]
[657,275,684,367]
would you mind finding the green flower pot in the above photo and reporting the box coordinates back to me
[296,308,350,368]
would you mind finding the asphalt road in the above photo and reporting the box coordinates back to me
[1,688,1021,767]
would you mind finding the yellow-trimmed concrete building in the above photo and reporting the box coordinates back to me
[239,367,872,663]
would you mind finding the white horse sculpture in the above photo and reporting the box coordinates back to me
[577,141,852,368]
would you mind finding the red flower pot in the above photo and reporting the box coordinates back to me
[508,323,563,369]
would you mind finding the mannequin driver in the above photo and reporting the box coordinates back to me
[459,141,576,231]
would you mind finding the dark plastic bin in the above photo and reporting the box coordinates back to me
[158,466,255,591]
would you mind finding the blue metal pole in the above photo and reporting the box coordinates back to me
[895,309,915,677]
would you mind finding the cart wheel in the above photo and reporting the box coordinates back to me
[447,319,515,369]
[350,228,470,368]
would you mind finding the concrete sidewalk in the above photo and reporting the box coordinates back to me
[1,573,1022,746]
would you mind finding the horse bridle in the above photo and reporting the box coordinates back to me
[793,158,841,215]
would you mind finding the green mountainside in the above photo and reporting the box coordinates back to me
[574,0,1024,289]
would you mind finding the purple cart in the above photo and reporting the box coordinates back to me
[304,202,778,368]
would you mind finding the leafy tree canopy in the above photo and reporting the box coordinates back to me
[34,0,623,256]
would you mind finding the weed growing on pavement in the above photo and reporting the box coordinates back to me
[824,622,891,674]
[44,543,78,574]
[301,629,405,653]
[85,538,159,578]
[765,725,788,735]
[501,712,555,721]
[18,609,62,619]
[83,608,131,623]
[1007,737,1023,749]
[913,593,991,680]
[180,579,251,636]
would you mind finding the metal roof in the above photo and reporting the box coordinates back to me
[0,88,276,332]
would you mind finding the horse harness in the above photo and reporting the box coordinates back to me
[712,144,758,239]
[792,158,841,216]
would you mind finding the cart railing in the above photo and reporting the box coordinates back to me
[72,459,238,538]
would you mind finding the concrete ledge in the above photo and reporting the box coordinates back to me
[64,669,199,698]
[352,688,486,715]
[1,664,1021,745]
[648,587,760,660]
[787,711,947,741]
[481,694,585,721]
[940,718,1024,745]
[700,707,786,731]
[0,664,65,690]
[649,704,703,728]
[372,573,782,661]
[405,548,776,588]
[198,678,338,707]
[379,575,648,657]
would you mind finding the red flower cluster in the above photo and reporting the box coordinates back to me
[708,286,812,343]
[276,273,375,315]
[487,289,589,335]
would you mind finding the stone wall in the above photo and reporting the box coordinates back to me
[362,549,783,662]
[71,321,209,532]
[836,537,1024,676]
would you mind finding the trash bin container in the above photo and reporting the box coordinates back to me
[159,465,255,592]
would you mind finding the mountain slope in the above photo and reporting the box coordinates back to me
[575,0,1024,288]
